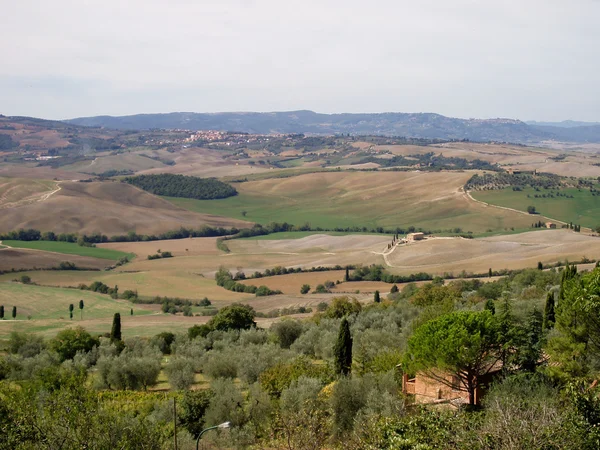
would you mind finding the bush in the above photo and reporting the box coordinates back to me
[49,327,99,362]
[300,284,311,294]
[20,275,31,284]
[271,320,304,349]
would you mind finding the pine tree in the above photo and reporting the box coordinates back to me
[12,306,16,319]
[79,299,84,320]
[543,291,555,330]
[111,313,122,341]
[334,317,352,376]
[374,290,380,303]
[518,308,544,372]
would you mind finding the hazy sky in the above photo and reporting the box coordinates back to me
[1,0,599,121]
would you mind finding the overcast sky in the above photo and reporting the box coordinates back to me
[1,0,599,121]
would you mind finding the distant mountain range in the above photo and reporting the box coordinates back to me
[56,110,600,144]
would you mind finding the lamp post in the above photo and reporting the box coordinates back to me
[195,421,230,450]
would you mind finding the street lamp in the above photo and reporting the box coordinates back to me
[195,421,231,450]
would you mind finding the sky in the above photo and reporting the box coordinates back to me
[1,0,599,121]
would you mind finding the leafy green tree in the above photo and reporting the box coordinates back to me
[208,303,256,331]
[271,319,303,349]
[324,296,362,319]
[549,266,600,378]
[50,327,99,361]
[374,290,380,303]
[188,324,212,340]
[334,318,353,376]
[515,308,544,372]
[404,310,501,405]
[180,389,213,438]
[527,205,537,214]
[164,357,195,390]
[543,291,555,330]
[110,313,122,341]
[300,284,310,294]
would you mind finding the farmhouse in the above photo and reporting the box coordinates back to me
[545,222,557,229]
[407,232,424,241]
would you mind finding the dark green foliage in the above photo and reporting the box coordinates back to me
[538,261,544,270]
[188,324,212,340]
[374,290,381,303]
[50,327,99,361]
[11,306,16,319]
[313,284,329,294]
[484,298,495,315]
[198,297,211,307]
[390,284,399,294]
[356,151,499,171]
[527,205,537,214]
[110,313,122,341]
[0,305,4,319]
[8,332,44,357]
[123,173,237,200]
[255,285,282,296]
[515,308,544,372]
[20,275,31,284]
[300,284,310,294]
[208,303,256,331]
[543,291,556,330]
[0,134,17,150]
[180,389,213,438]
[345,267,350,281]
[152,332,176,354]
[147,251,173,260]
[334,318,353,376]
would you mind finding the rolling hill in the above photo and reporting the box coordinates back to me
[0,180,251,235]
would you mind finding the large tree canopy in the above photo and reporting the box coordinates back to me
[208,304,256,331]
[403,310,501,405]
[550,266,600,378]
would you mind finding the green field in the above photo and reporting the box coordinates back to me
[2,240,133,261]
[473,187,600,228]
[164,170,536,233]
[0,283,150,321]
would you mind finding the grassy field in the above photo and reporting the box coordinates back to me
[473,187,600,228]
[3,240,133,261]
[167,171,537,233]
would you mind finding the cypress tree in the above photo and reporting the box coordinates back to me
[344,267,350,282]
[0,305,4,319]
[130,308,133,316]
[69,303,74,320]
[374,290,381,303]
[79,299,84,320]
[12,306,16,319]
[111,313,122,341]
[334,317,353,376]
[489,268,493,278]
[537,261,543,270]
[543,291,555,330]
